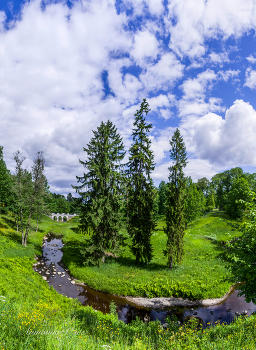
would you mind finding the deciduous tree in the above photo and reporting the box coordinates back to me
[0,146,13,214]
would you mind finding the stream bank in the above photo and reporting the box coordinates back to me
[33,233,256,328]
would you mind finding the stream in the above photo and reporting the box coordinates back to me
[33,233,256,329]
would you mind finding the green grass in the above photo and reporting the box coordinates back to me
[60,210,242,300]
[1,211,256,349]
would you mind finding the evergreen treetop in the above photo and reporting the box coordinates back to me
[127,98,156,264]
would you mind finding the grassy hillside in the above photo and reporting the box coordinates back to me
[1,212,256,349]
[61,210,242,299]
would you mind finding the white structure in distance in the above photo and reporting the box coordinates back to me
[50,213,77,222]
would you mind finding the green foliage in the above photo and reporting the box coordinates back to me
[158,181,167,215]
[185,177,206,223]
[211,167,244,211]
[164,128,188,269]
[226,192,256,303]
[226,177,251,219]
[73,120,126,265]
[109,301,118,317]
[126,98,156,264]
[196,177,209,195]
[0,146,13,214]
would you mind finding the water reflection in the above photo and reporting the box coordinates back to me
[33,234,256,328]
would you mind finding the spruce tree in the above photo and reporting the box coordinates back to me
[164,128,188,269]
[73,120,126,265]
[127,98,156,264]
[158,181,167,215]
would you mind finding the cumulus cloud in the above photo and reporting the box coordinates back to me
[121,0,164,16]
[218,69,240,81]
[152,158,221,184]
[178,69,225,117]
[246,54,256,64]
[191,100,256,166]
[1,0,256,196]
[0,0,135,193]
[244,68,256,89]
[131,30,159,63]
[209,52,230,65]
[167,0,256,57]
[140,53,184,92]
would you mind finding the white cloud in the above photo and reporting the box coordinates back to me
[152,158,221,183]
[178,69,225,117]
[218,69,240,81]
[209,52,230,64]
[0,11,6,32]
[167,0,256,57]
[140,53,184,92]
[244,68,256,89]
[147,94,174,112]
[180,69,217,100]
[191,100,256,166]
[121,0,164,16]
[0,0,135,194]
[246,54,256,64]
[131,30,159,63]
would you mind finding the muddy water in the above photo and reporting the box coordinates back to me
[33,234,256,328]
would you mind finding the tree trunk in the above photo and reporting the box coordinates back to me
[169,256,173,270]
[24,197,35,246]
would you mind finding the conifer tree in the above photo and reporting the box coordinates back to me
[164,128,188,269]
[73,120,126,265]
[158,181,167,215]
[127,98,156,264]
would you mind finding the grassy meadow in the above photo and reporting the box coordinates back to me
[61,210,242,300]
[1,211,256,349]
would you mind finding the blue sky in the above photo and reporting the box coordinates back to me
[1,0,256,195]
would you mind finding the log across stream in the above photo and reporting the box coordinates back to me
[33,233,256,328]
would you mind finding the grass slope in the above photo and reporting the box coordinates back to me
[61,210,242,300]
[1,212,256,349]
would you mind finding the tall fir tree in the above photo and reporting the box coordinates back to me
[158,181,167,215]
[73,120,126,265]
[127,98,156,264]
[164,128,188,269]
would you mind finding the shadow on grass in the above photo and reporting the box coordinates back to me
[61,240,85,267]
[61,237,169,271]
[207,210,231,220]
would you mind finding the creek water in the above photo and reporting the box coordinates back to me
[33,234,256,329]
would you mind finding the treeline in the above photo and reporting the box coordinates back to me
[46,193,81,215]
[0,147,80,245]
[156,167,256,222]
